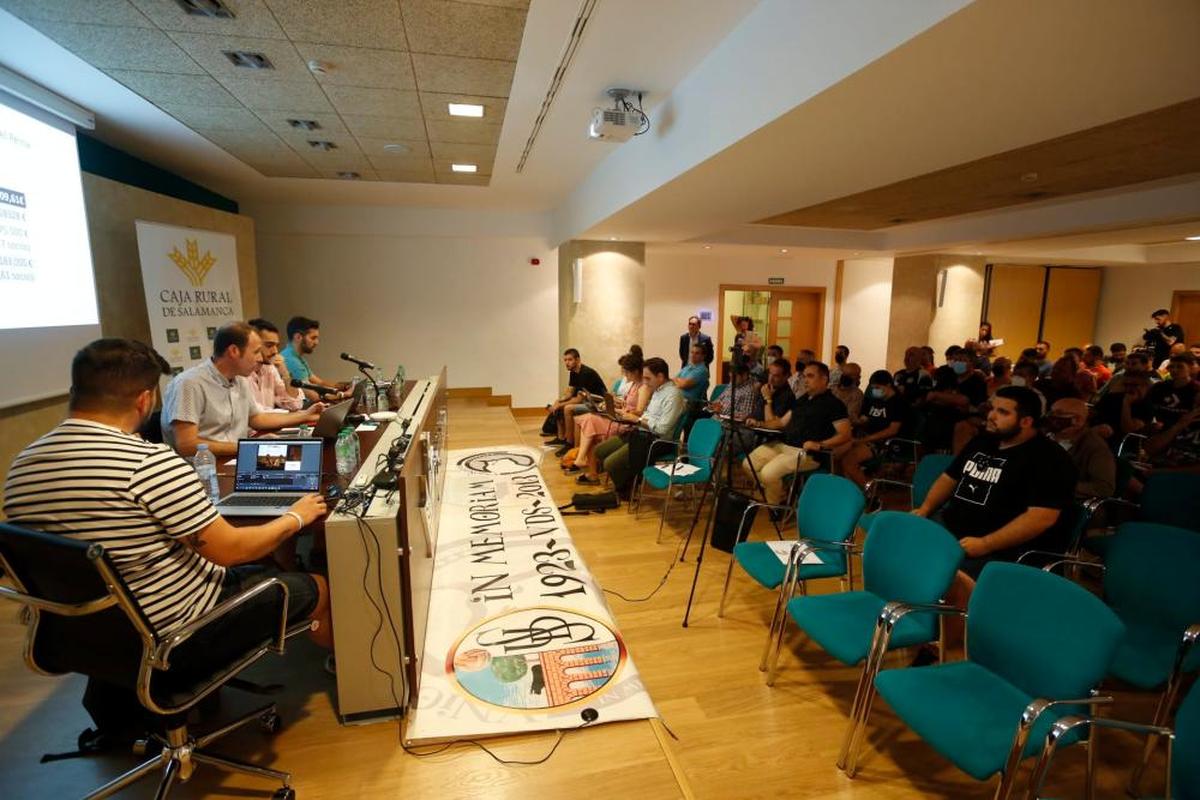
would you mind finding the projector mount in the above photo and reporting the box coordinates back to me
[606,87,650,135]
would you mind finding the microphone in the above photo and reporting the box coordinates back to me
[341,352,376,370]
[290,378,338,398]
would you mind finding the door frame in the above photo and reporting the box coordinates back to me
[717,284,826,363]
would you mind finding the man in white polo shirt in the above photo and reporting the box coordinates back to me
[162,321,323,458]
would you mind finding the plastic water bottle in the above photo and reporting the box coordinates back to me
[388,365,405,408]
[335,427,358,478]
[193,444,220,504]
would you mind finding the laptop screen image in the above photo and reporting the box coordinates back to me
[233,439,324,493]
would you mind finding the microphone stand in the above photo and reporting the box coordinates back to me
[680,348,781,627]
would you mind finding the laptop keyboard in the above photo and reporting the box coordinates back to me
[218,495,304,507]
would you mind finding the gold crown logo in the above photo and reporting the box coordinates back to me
[168,239,216,287]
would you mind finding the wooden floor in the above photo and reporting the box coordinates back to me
[0,400,1169,798]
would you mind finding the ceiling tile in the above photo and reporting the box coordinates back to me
[315,168,382,180]
[435,171,489,185]
[301,152,374,172]
[401,0,525,60]
[265,0,406,49]
[128,0,285,38]
[410,53,515,96]
[292,43,415,90]
[200,127,292,153]
[340,114,428,140]
[256,110,349,137]
[293,135,364,161]
[323,85,422,118]
[107,70,242,107]
[256,162,321,178]
[160,103,264,131]
[35,21,203,73]
[0,0,152,26]
[429,141,496,162]
[376,163,437,183]
[418,91,506,123]
[452,0,529,8]
[425,119,500,145]
[357,137,431,159]
[167,31,311,81]
[222,78,334,112]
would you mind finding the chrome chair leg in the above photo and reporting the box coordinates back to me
[1129,677,1184,796]
[83,754,166,799]
[656,474,675,543]
[194,703,274,749]
[759,577,788,671]
[153,757,181,800]
[192,752,291,785]
[838,620,889,769]
[717,555,736,618]
[843,620,894,776]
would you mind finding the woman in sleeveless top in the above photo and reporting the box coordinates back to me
[568,356,649,475]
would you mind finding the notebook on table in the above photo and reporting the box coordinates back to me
[215,438,324,517]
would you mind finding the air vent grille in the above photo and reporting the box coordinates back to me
[287,119,321,131]
[176,0,234,19]
[307,140,338,151]
[223,51,273,70]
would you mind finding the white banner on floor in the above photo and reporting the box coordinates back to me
[406,445,657,743]
[134,220,242,375]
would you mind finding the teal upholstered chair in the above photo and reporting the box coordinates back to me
[1052,522,1200,795]
[858,453,955,532]
[637,418,723,543]
[709,383,728,402]
[1028,679,1200,800]
[1081,472,1200,557]
[718,475,864,657]
[759,513,963,760]
[845,562,1124,799]
[628,413,689,515]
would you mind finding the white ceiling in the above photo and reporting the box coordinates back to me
[0,0,756,210]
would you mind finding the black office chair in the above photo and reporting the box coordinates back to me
[0,522,311,799]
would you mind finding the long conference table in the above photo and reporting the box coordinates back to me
[219,368,449,725]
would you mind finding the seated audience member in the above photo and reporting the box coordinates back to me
[673,344,710,434]
[894,346,934,403]
[920,345,937,375]
[247,318,304,411]
[745,361,851,504]
[1034,356,1094,405]
[545,348,608,446]
[1108,342,1128,369]
[2,337,335,707]
[707,358,764,456]
[1063,347,1085,366]
[1147,353,1198,428]
[678,315,714,370]
[841,370,907,488]
[829,344,850,385]
[1046,398,1117,498]
[965,339,990,372]
[1080,345,1113,388]
[765,344,784,362]
[790,349,815,397]
[591,358,685,494]
[925,350,988,451]
[1034,340,1053,377]
[832,362,865,426]
[1158,341,1188,376]
[1144,406,1200,472]
[281,316,346,402]
[162,323,323,457]
[987,357,1013,394]
[749,358,795,427]
[1191,345,1200,379]
[572,354,649,480]
[914,386,1077,581]
[1093,372,1154,447]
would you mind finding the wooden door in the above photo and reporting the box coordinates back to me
[768,290,822,362]
[1173,291,1200,347]
[1042,267,1101,351]
[985,264,1045,358]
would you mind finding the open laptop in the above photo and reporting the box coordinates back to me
[585,392,617,416]
[314,398,354,438]
[215,438,325,517]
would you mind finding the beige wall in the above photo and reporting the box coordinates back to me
[1094,262,1200,348]
[558,240,646,388]
[1,175,258,498]
[886,254,985,370]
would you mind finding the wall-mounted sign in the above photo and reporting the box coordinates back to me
[697,309,713,321]
[768,277,785,285]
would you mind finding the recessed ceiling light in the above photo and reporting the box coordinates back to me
[223,50,273,69]
[780,248,789,254]
[448,102,484,118]
[1187,235,1200,241]
[703,245,711,250]
[382,143,409,154]
[451,163,477,173]
[609,236,618,241]
[337,171,360,180]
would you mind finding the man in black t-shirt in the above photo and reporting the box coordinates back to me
[915,386,1077,582]
[748,358,796,426]
[842,370,907,487]
[745,361,850,503]
[1148,354,1199,428]
[545,348,608,444]
[894,346,933,404]
[1145,308,1185,366]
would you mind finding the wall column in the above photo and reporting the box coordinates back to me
[557,240,646,386]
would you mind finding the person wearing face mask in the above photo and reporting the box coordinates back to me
[841,371,907,488]
[831,361,865,425]
[829,344,850,386]
[790,349,815,398]
[1046,398,1116,497]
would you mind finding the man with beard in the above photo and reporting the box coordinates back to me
[282,316,348,402]
[913,385,1076,581]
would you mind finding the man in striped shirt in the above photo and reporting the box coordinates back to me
[4,338,333,653]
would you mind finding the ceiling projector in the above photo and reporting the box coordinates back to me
[588,87,649,142]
